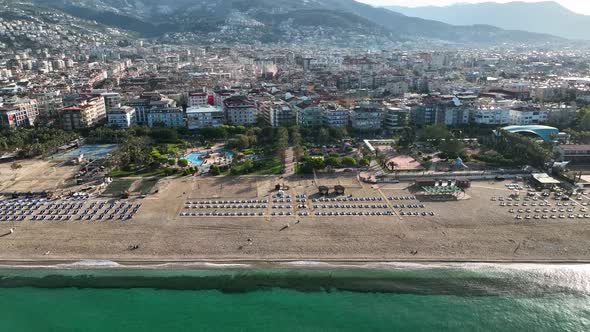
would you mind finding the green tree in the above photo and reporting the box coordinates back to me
[359,158,370,167]
[209,165,221,176]
[439,139,465,159]
[177,159,189,168]
[317,128,330,145]
[299,157,326,174]
[325,156,342,167]
[342,156,357,167]
[235,134,251,150]
[421,124,450,144]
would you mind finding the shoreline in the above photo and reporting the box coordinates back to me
[1,257,590,267]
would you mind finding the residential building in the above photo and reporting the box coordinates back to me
[214,90,235,107]
[107,106,136,128]
[32,91,63,126]
[383,107,410,131]
[351,104,383,130]
[223,96,257,125]
[472,107,511,125]
[322,104,349,128]
[260,100,296,127]
[411,103,439,126]
[297,106,324,127]
[101,92,121,112]
[61,96,106,130]
[557,145,590,163]
[125,93,176,124]
[186,105,225,129]
[188,92,209,107]
[0,96,38,128]
[0,109,29,129]
[147,107,184,128]
[509,107,549,125]
[440,107,471,126]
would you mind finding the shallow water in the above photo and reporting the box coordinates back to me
[0,262,588,332]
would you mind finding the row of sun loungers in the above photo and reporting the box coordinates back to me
[185,204,268,209]
[515,214,590,220]
[313,197,385,202]
[313,204,389,209]
[314,211,394,216]
[187,199,268,204]
[180,211,264,217]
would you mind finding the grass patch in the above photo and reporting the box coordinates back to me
[104,179,135,195]
[110,167,183,178]
[110,168,165,178]
[252,158,283,175]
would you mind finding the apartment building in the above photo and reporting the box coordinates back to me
[509,107,549,125]
[186,105,225,129]
[350,104,383,130]
[187,92,209,107]
[259,100,296,127]
[471,107,511,125]
[107,105,136,128]
[61,96,106,130]
[383,107,410,131]
[223,96,257,125]
[146,107,184,128]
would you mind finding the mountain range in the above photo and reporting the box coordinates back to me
[385,1,590,40]
[6,0,566,45]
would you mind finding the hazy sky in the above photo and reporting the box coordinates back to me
[357,0,590,15]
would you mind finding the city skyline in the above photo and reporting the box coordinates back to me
[358,0,590,16]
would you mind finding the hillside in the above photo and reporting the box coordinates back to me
[385,1,590,40]
[0,1,132,50]
[19,0,566,45]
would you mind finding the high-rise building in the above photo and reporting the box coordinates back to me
[61,96,106,130]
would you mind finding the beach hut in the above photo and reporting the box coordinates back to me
[334,185,345,195]
[318,186,329,196]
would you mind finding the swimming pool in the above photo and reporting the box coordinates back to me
[182,151,233,167]
[182,152,206,166]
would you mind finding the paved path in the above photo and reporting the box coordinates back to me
[283,147,295,176]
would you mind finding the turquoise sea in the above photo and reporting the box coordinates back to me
[0,262,588,332]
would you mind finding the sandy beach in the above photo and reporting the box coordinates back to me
[0,170,590,265]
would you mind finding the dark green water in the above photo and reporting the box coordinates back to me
[0,263,588,332]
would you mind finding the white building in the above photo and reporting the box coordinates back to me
[146,107,184,128]
[223,96,257,125]
[509,108,549,125]
[186,105,225,129]
[107,106,136,128]
[214,90,235,107]
[187,92,209,107]
[472,107,510,125]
